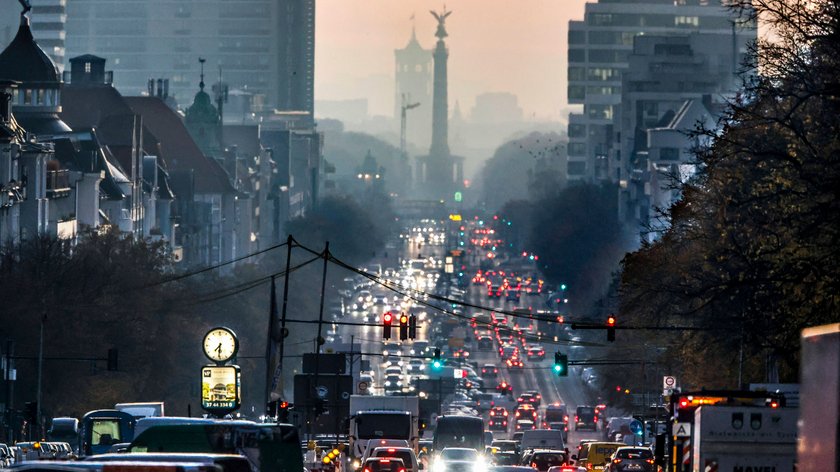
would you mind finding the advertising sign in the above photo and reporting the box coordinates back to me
[201,365,241,413]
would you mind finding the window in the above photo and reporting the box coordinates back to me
[568,86,585,101]
[589,49,628,63]
[587,86,618,96]
[568,143,586,156]
[587,104,614,120]
[568,30,585,45]
[587,68,619,81]
[675,16,699,27]
[568,49,585,63]
[568,124,586,138]
[590,13,613,26]
[568,161,587,176]
[84,62,91,73]
[659,147,680,161]
[568,67,586,81]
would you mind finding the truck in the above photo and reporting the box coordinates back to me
[115,402,165,419]
[348,395,419,467]
[691,405,797,472]
[797,323,839,472]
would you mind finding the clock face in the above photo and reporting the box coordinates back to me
[203,327,238,363]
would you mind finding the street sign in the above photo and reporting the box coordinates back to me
[358,381,369,392]
[663,376,676,389]
[674,422,691,437]
[453,369,466,379]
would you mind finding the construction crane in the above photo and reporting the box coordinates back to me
[400,94,421,158]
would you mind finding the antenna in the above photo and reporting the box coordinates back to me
[198,57,206,91]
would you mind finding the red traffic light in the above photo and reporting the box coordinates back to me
[607,315,616,327]
[384,312,393,323]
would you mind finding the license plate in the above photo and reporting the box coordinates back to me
[627,465,642,470]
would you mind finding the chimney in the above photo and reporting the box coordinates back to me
[163,79,169,99]
[0,85,12,124]
[156,79,164,99]
[148,78,154,97]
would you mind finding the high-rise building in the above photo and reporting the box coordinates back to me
[0,0,66,70]
[63,0,315,115]
[394,26,432,149]
[566,0,754,182]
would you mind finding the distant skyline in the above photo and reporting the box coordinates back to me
[315,0,589,122]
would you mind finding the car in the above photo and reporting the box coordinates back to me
[500,346,519,360]
[604,417,636,442]
[482,364,500,378]
[517,393,534,404]
[384,374,403,389]
[604,447,654,472]
[407,359,425,373]
[487,415,508,432]
[524,390,542,407]
[525,345,545,360]
[506,357,524,371]
[545,422,568,442]
[575,442,625,471]
[574,406,598,431]
[490,439,519,454]
[363,457,408,472]
[489,453,522,466]
[370,447,419,472]
[514,419,536,431]
[515,404,538,422]
[543,404,569,427]
[496,381,514,396]
[435,447,481,472]
[522,450,568,472]
[488,285,503,298]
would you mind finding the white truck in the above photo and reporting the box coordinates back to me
[349,395,419,468]
[691,405,797,472]
[115,402,165,419]
[797,323,839,472]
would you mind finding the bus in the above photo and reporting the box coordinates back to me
[432,416,485,452]
[129,421,303,472]
[80,410,137,456]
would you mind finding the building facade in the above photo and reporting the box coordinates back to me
[566,0,754,182]
[63,0,314,114]
[394,26,432,149]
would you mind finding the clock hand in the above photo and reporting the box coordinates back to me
[216,343,223,355]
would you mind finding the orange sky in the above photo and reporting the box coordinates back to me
[315,0,590,121]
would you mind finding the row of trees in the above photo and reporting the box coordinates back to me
[0,192,391,430]
[619,0,840,386]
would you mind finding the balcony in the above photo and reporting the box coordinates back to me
[46,169,71,198]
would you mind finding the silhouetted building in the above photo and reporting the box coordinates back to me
[0,0,65,69]
[469,92,523,124]
[63,0,315,114]
[566,0,755,181]
[395,25,432,148]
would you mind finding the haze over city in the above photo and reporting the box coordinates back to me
[316,0,589,120]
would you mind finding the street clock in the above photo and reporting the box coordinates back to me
[202,326,239,364]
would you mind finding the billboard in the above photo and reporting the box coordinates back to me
[201,365,241,414]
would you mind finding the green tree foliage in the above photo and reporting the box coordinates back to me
[480,132,565,211]
[286,195,388,266]
[526,183,629,312]
[620,0,840,386]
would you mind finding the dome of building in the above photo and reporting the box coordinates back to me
[0,15,60,85]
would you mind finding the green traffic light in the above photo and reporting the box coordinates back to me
[553,364,562,373]
[432,360,442,369]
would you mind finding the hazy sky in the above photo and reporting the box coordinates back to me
[315,0,590,121]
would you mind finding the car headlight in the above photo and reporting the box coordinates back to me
[434,462,446,472]
[385,381,392,386]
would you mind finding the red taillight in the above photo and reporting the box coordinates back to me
[516,411,521,417]
[490,411,495,416]
[503,421,507,426]
[364,468,371,472]
[646,460,654,464]
[564,415,569,422]
[387,448,395,452]
[575,415,579,422]
[503,411,508,416]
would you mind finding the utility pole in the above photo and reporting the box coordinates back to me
[308,241,329,439]
[400,94,420,158]
[267,235,294,408]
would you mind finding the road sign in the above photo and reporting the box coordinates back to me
[663,376,676,388]
[674,422,691,437]
[358,381,369,392]
[453,369,466,379]
[316,386,328,398]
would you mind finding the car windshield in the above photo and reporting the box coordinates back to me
[615,449,652,459]
[441,449,478,461]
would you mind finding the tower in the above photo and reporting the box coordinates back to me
[394,23,432,148]
[416,8,464,202]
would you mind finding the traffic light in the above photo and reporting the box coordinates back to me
[432,348,442,370]
[107,348,118,371]
[24,401,37,423]
[553,352,568,376]
[383,312,393,339]
[399,313,409,341]
[313,398,326,417]
[607,315,616,342]
[408,314,417,339]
